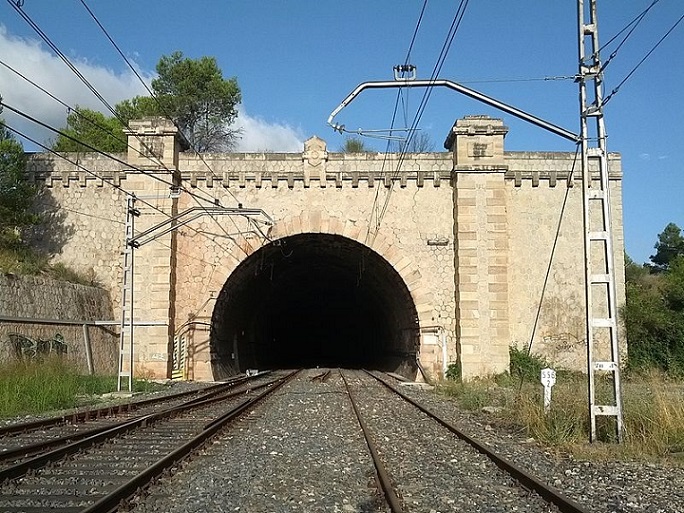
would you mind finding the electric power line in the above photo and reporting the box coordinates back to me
[598,0,661,74]
[370,0,470,240]
[76,0,263,254]
[604,12,684,105]
[8,0,260,257]
[0,116,246,264]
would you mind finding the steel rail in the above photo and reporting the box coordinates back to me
[80,369,300,513]
[340,370,405,513]
[0,373,287,483]
[368,371,591,513]
[309,369,332,382]
[0,376,277,465]
[0,374,255,437]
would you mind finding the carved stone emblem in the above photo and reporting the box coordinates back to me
[303,136,328,167]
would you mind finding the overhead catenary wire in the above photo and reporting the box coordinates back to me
[369,0,470,242]
[0,59,258,259]
[8,0,261,257]
[0,116,245,264]
[604,12,684,105]
[598,0,661,74]
[366,0,434,244]
[2,101,212,208]
[1,57,180,176]
[2,122,246,267]
[599,0,660,54]
[77,0,263,253]
[3,2,221,206]
[523,146,580,375]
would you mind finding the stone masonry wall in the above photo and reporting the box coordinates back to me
[505,152,626,369]
[173,144,456,380]
[0,274,117,374]
[23,116,626,381]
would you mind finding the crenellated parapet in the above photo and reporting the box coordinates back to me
[26,148,620,191]
[18,114,625,382]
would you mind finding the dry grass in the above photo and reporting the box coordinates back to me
[438,369,684,461]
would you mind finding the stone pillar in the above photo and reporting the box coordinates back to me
[125,117,183,171]
[447,116,511,379]
[302,136,328,187]
[123,117,183,379]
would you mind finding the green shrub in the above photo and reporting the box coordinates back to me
[445,362,461,381]
[509,346,550,383]
[0,359,164,417]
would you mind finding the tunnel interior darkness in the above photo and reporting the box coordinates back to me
[210,233,420,379]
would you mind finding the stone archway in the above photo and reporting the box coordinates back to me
[209,214,433,379]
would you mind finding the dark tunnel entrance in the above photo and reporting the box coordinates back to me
[210,233,420,379]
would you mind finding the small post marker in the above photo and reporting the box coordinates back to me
[541,368,556,414]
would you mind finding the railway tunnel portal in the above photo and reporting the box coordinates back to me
[25,115,626,382]
[210,233,420,379]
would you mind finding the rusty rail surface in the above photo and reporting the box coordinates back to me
[368,370,591,513]
[309,369,332,382]
[0,374,258,437]
[341,370,405,513]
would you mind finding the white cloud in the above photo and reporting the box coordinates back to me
[0,25,304,153]
[232,108,304,152]
[0,25,150,149]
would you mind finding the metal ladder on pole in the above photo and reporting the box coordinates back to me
[117,195,139,392]
[578,0,624,442]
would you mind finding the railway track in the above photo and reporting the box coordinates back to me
[0,370,297,513]
[0,373,259,438]
[1,369,597,512]
[340,369,590,513]
[0,373,270,467]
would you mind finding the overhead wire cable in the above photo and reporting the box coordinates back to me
[6,0,243,213]
[0,56,253,251]
[2,102,205,204]
[604,12,684,105]
[0,119,244,264]
[77,0,262,251]
[77,0,251,210]
[0,57,181,171]
[598,0,661,73]
[4,1,221,209]
[9,1,258,257]
[517,146,580,389]
[0,104,249,261]
[374,0,469,235]
[403,0,429,65]
[366,0,429,241]
[599,0,660,53]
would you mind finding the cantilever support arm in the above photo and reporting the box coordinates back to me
[129,206,272,248]
[327,79,580,143]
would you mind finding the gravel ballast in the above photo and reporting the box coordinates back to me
[6,369,680,512]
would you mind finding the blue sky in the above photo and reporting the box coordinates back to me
[0,0,682,264]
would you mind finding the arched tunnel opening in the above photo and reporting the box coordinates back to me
[210,233,420,379]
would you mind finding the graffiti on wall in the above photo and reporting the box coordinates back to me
[9,333,68,360]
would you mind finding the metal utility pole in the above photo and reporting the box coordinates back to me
[577,0,624,442]
[117,195,139,392]
[116,199,272,391]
